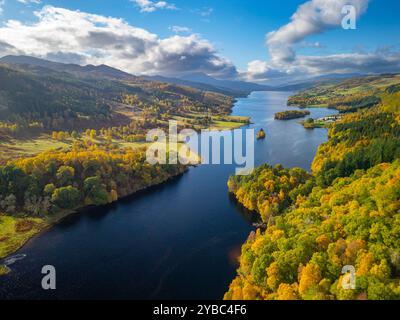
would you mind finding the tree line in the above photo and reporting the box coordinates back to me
[0,145,186,217]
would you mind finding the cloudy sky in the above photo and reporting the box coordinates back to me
[0,0,399,83]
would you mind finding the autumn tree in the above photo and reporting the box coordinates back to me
[51,186,80,209]
[83,176,109,206]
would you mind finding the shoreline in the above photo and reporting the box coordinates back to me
[0,166,188,268]
[0,94,254,275]
[0,94,251,268]
[0,113,253,271]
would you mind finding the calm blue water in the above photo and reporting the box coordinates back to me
[0,91,337,300]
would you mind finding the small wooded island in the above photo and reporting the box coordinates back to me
[274,110,310,120]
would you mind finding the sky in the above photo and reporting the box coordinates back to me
[0,0,399,84]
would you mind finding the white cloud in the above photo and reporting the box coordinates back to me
[169,26,191,34]
[17,0,41,4]
[2,1,396,84]
[246,50,400,83]
[296,51,400,75]
[130,0,176,13]
[245,60,289,82]
[0,6,237,78]
[245,0,400,82]
[267,0,369,65]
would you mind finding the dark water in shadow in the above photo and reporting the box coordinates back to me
[0,91,337,300]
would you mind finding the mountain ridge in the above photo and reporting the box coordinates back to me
[0,55,273,96]
[0,55,137,81]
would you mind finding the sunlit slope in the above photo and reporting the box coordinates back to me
[226,77,400,300]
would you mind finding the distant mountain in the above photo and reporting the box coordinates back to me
[0,55,137,81]
[0,55,57,68]
[0,62,114,124]
[6,55,359,96]
[0,55,261,96]
[273,73,365,92]
[313,73,365,81]
[273,81,324,92]
[179,72,272,93]
[143,74,248,97]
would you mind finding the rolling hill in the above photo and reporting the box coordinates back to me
[0,56,235,133]
[0,55,137,81]
[288,73,400,112]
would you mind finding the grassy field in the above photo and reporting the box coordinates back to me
[288,74,400,108]
[0,136,71,163]
[168,113,250,130]
[300,120,326,129]
[0,114,249,164]
[0,215,48,260]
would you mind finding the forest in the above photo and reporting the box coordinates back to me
[274,110,311,120]
[0,142,187,263]
[226,79,400,300]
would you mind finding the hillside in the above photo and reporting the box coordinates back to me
[288,74,400,112]
[225,76,400,300]
[0,56,252,166]
[179,72,272,93]
[0,55,136,81]
[0,57,242,138]
[143,74,248,97]
[1,55,256,97]
[0,63,114,129]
